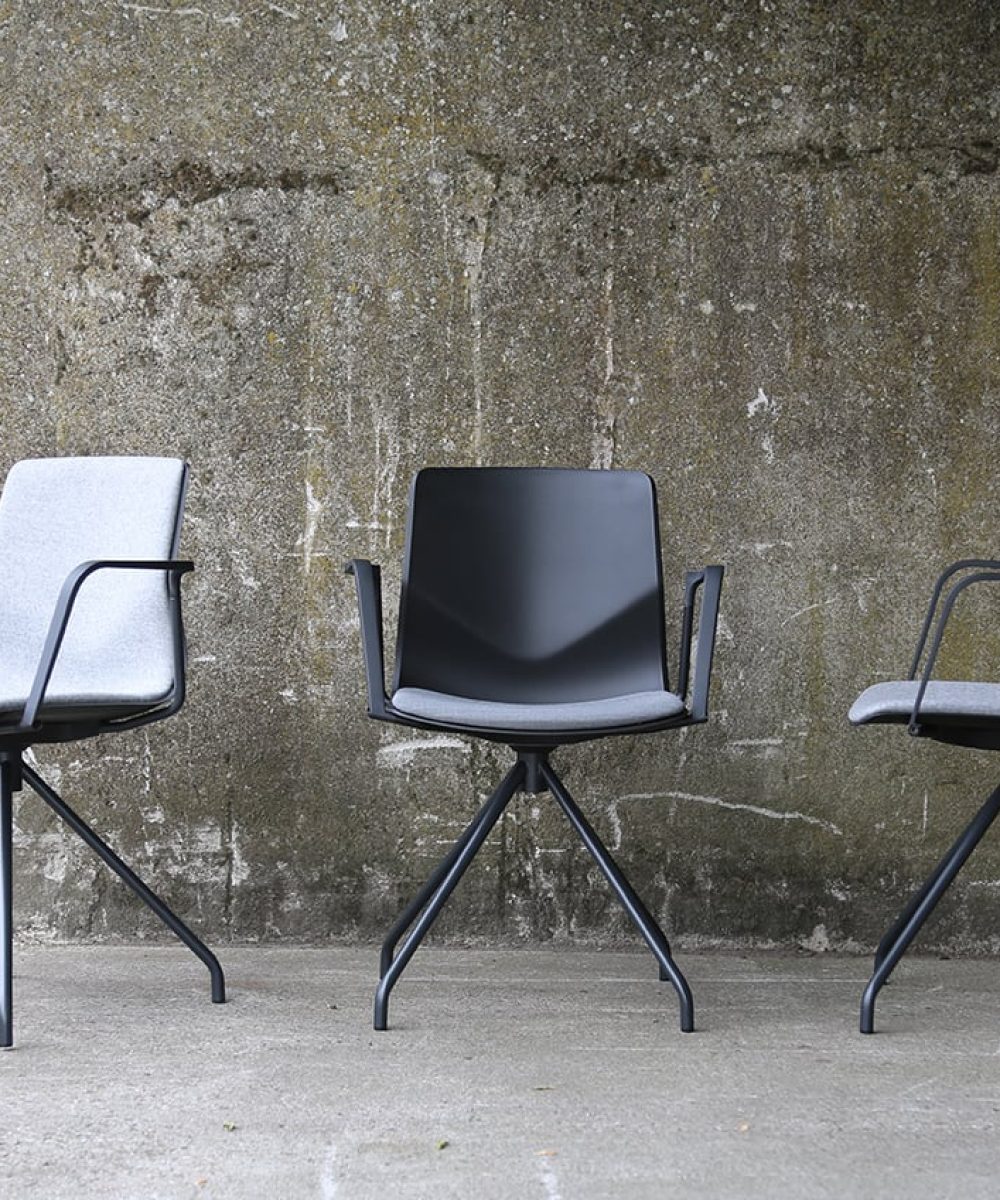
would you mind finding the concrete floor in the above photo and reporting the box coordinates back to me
[1,946,998,1199]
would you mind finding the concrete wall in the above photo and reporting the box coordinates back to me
[2,1,999,951]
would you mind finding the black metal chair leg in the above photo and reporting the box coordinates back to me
[0,760,13,1048]
[873,802,999,979]
[540,760,695,1033]
[380,795,504,979]
[544,769,675,967]
[873,869,944,980]
[861,782,1000,1034]
[375,761,525,1031]
[22,763,226,1005]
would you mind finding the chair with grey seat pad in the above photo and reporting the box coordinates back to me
[0,456,225,1048]
[849,558,1000,1033]
[347,467,724,1032]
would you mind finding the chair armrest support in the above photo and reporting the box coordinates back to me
[908,558,1000,680]
[676,564,724,722]
[345,559,392,720]
[909,567,1000,735]
[20,559,194,730]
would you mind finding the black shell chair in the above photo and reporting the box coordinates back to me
[850,559,1000,1033]
[348,467,723,1031]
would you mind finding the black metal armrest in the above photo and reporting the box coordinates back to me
[908,558,1000,680]
[20,559,194,730]
[908,566,1000,735]
[676,564,724,722]
[345,558,392,720]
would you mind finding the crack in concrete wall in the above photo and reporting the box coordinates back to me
[45,161,343,224]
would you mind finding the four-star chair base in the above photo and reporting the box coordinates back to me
[0,749,225,1049]
[374,749,694,1034]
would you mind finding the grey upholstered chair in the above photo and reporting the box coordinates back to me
[850,558,1000,1033]
[0,456,224,1047]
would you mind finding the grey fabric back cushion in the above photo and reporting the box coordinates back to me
[0,457,187,712]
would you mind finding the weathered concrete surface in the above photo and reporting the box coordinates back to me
[0,3,999,949]
[4,946,1000,1199]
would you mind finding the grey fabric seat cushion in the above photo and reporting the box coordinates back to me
[0,456,187,715]
[849,680,1000,726]
[391,687,686,731]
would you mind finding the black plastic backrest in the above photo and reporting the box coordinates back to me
[393,468,668,703]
